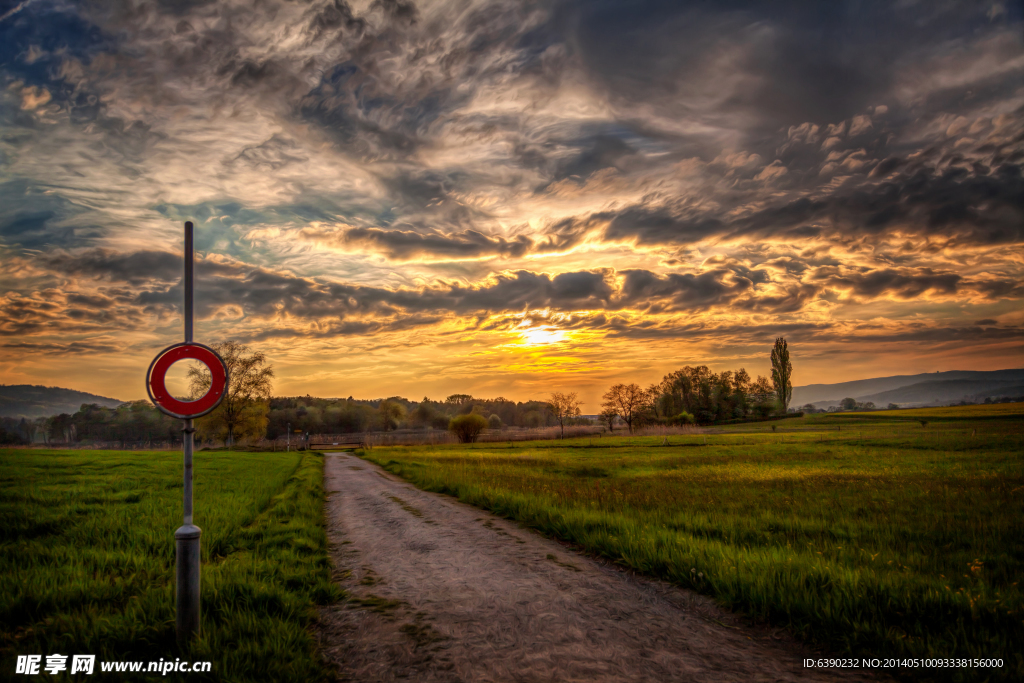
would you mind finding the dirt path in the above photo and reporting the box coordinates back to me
[318,453,879,682]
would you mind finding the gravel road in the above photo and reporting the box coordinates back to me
[318,452,878,682]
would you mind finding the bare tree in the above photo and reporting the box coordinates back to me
[549,391,582,439]
[189,341,274,448]
[601,383,647,434]
[645,383,664,419]
[599,408,617,432]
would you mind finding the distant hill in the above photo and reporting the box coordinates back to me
[968,385,1024,402]
[791,369,1024,409]
[858,380,1024,406]
[0,385,125,418]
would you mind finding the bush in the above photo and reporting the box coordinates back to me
[695,409,717,424]
[669,411,694,425]
[449,414,489,443]
[0,427,27,445]
[487,414,502,430]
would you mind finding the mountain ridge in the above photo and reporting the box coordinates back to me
[0,384,126,419]
[791,369,1024,408]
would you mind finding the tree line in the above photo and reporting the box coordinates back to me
[1,337,795,446]
[266,393,562,440]
[0,401,183,446]
[600,337,794,432]
[0,393,568,447]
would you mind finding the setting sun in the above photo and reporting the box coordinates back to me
[517,327,569,347]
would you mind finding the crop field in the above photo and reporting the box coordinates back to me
[0,449,339,682]
[364,404,1024,682]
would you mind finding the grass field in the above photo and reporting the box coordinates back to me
[826,404,1024,420]
[0,449,340,682]
[363,403,1024,682]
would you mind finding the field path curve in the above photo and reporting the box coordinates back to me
[318,452,879,683]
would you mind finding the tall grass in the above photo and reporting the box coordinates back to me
[364,406,1024,682]
[0,449,340,682]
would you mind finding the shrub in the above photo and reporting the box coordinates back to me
[0,427,27,445]
[449,414,489,443]
[695,408,717,424]
[487,414,502,430]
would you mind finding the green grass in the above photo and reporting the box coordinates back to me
[0,449,341,682]
[363,404,1024,682]
[828,403,1024,420]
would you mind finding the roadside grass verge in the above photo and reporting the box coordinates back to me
[0,449,340,682]
[363,409,1023,682]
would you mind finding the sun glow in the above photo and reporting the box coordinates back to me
[517,327,568,346]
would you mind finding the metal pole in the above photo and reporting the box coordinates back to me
[175,221,201,646]
[184,221,194,344]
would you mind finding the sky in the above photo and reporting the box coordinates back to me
[0,0,1022,408]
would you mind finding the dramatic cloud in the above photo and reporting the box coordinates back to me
[1,0,1022,402]
[300,226,535,261]
[600,163,1024,247]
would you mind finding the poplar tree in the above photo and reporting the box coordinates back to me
[770,337,793,412]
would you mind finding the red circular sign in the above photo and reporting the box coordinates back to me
[146,343,228,419]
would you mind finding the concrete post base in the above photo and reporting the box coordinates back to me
[174,524,202,646]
